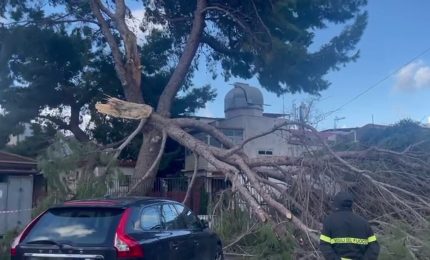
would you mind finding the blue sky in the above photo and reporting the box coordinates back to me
[193,1,430,130]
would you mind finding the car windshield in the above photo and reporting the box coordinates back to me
[23,207,123,246]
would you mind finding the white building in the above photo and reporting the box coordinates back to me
[183,83,307,199]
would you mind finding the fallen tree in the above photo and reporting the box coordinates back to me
[96,98,430,258]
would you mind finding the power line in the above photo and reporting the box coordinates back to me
[322,45,430,119]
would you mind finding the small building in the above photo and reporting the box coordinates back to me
[182,83,309,203]
[0,151,40,236]
[321,124,388,145]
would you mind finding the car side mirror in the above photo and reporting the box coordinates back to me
[200,219,209,229]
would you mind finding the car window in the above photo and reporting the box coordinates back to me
[139,205,162,231]
[173,204,202,230]
[161,203,186,230]
[22,208,123,246]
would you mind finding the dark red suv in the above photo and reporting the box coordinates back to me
[11,197,224,260]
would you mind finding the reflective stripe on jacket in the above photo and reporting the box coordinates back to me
[319,210,380,260]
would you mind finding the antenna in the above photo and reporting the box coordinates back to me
[282,94,285,119]
[334,116,346,129]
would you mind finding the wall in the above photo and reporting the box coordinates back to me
[0,175,33,236]
[184,115,308,173]
[220,115,302,158]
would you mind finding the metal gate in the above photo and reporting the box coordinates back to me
[0,175,33,235]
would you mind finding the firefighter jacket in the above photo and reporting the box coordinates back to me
[320,192,380,260]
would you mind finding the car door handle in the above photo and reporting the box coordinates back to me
[170,241,179,250]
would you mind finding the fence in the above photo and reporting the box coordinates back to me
[106,176,230,215]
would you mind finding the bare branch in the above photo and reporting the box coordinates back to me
[173,118,235,148]
[93,0,115,19]
[89,0,128,87]
[223,120,291,157]
[116,118,146,152]
[183,154,199,205]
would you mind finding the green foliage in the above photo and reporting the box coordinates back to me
[2,0,368,102]
[211,194,296,259]
[0,24,216,161]
[378,223,430,260]
[147,0,367,95]
[37,134,113,201]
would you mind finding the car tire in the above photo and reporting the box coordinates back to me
[215,244,224,260]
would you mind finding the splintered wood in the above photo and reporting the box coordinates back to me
[95,97,153,120]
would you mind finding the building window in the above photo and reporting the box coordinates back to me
[221,128,243,145]
[258,150,273,155]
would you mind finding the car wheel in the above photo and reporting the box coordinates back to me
[215,244,224,260]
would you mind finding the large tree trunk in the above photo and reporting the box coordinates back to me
[90,0,206,195]
[127,0,206,195]
[133,126,163,194]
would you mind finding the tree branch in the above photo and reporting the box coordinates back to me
[250,0,272,44]
[89,0,128,88]
[202,5,269,47]
[110,0,142,103]
[201,34,238,56]
[173,118,235,148]
[116,118,147,152]
[128,130,167,195]
[38,115,69,130]
[156,0,207,115]
[183,153,199,206]
[114,0,126,20]
[93,0,115,19]
[222,120,291,157]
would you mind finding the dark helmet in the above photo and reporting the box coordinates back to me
[333,191,354,209]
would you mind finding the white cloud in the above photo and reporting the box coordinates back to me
[126,8,164,45]
[126,8,146,43]
[394,60,430,91]
[197,106,215,118]
[427,116,430,125]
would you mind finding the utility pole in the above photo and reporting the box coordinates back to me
[334,116,346,129]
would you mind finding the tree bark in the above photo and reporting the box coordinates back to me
[132,0,207,194]
[156,0,207,116]
[90,0,208,195]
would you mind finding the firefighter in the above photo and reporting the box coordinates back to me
[320,191,380,260]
